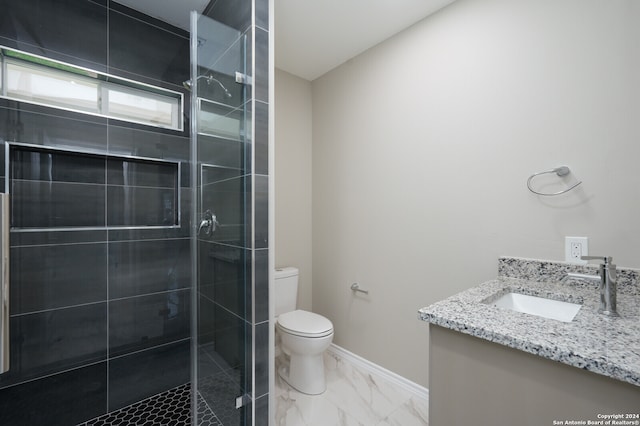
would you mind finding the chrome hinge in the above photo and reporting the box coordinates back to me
[235,71,253,85]
[235,394,251,409]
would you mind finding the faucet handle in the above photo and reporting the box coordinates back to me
[581,256,613,265]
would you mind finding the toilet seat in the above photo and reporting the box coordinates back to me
[277,310,333,338]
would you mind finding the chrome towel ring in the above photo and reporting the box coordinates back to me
[527,166,582,196]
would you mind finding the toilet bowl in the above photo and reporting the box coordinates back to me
[275,267,334,395]
[276,309,334,394]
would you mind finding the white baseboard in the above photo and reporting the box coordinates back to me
[326,343,429,401]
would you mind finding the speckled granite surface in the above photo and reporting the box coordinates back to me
[419,257,640,387]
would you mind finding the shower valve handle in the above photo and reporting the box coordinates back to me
[199,210,219,236]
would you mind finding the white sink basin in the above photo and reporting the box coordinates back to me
[491,292,581,322]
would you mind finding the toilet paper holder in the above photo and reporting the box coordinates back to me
[350,283,369,295]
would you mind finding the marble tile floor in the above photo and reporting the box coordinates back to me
[275,349,429,426]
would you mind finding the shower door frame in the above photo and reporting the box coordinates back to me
[190,10,253,425]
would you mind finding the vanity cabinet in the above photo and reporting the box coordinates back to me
[429,325,640,426]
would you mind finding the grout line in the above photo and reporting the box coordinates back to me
[10,287,190,318]
[198,292,252,325]
[0,359,106,391]
[108,287,190,303]
[10,235,189,248]
[105,156,110,413]
[10,300,106,318]
[107,337,190,362]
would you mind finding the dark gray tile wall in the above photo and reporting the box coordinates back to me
[252,0,271,410]
[10,243,108,313]
[0,362,108,426]
[204,0,252,34]
[13,149,106,183]
[0,100,109,154]
[107,6,189,89]
[108,340,190,411]
[202,175,249,247]
[8,303,107,381]
[0,1,192,424]
[109,238,191,298]
[11,180,106,228]
[0,0,109,72]
[108,290,190,357]
[106,185,178,227]
[9,146,181,228]
[254,28,270,104]
[0,0,271,424]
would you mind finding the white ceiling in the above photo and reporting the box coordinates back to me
[113,0,456,81]
[275,0,456,81]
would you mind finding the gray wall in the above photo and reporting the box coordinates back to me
[310,0,640,387]
[274,69,313,312]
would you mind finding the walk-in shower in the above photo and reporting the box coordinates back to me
[0,0,271,425]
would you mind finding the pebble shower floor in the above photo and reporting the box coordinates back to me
[76,384,222,426]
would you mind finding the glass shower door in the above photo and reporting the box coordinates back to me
[190,12,251,426]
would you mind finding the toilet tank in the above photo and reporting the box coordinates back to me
[275,267,298,317]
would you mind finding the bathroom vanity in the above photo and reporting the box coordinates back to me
[419,257,640,426]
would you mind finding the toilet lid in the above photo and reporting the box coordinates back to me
[277,310,333,337]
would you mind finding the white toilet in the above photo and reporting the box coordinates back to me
[275,267,334,395]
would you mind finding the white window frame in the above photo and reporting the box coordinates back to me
[0,46,184,131]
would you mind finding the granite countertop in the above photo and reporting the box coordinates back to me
[418,257,640,387]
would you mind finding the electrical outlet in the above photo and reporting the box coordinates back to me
[565,237,588,264]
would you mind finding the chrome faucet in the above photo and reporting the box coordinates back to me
[565,256,618,317]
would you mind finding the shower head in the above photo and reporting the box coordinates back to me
[182,75,232,98]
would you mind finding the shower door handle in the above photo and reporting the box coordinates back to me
[0,193,9,374]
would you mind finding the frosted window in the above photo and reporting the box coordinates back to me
[0,47,183,131]
[107,87,178,128]
[6,62,99,113]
